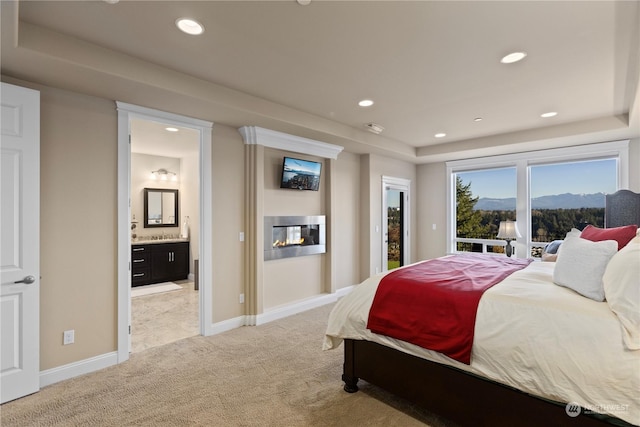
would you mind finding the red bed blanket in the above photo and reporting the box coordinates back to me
[367,254,533,364]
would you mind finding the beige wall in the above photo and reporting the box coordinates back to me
[263,148,325,216]
[262,148,326,310]
[37,82,118,370]
[332,151,361,289]
[416,162,448,261]
[247,146,365,309]
[359,155,372,281]
[211,124,245,322]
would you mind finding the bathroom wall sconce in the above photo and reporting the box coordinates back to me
[150,168,178,182]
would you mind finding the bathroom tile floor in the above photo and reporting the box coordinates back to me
[131,279,199,353]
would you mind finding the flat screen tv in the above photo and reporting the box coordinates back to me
[280,157,322,191]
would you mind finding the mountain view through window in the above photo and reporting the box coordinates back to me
[529,159,616,244]
[455,158,617,256]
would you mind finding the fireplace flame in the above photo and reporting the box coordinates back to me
[273,237,305,248]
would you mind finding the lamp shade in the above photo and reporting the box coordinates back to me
[497,220,521,240]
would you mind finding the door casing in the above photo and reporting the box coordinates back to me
[381,176,411,272]
[116,102,213,362]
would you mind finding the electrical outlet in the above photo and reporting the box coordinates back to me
[239,293,245,304]
[63,330,75,345]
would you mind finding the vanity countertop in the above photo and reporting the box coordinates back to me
[132,238,189,245]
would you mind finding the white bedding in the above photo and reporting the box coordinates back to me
[324,260,640,425]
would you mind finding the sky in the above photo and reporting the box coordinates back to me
[387,189,401,208]
[457,158,617,199]
[283,157,321,175]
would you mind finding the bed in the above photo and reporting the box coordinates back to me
[324,189,640,427]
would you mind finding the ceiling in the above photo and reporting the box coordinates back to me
[130,119,200,158]
[2,1,639,163]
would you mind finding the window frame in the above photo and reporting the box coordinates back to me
[446,140,629,257]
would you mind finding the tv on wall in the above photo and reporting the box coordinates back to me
[280,157,322,191]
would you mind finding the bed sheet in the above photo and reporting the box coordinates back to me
[323,260,640,425]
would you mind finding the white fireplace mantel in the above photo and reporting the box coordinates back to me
[238,126,343,159]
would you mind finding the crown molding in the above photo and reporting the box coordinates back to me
[238,126,343,159]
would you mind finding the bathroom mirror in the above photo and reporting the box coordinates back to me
[144,188,178,228]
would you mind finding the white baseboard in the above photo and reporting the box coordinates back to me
[40,287,357,386]
[40,351,118,388]
[207,315,246,335]
[208,286,356,330]
[255,291,341,326]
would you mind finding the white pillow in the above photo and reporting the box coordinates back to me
[603,235,640,350]
[566,228,581,238]
[553,236,618,301]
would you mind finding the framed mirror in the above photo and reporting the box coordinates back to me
[144,188,178,228]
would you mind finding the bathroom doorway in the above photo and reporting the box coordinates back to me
[129,118,200,353]
[116,102,213,361]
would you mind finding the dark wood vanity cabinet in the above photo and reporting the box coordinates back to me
[150,242,189,283]
[131,245,150,286]
[131,241,189,287]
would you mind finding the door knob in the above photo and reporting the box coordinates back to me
[14,275,36,284]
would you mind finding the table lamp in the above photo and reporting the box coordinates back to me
[497,220,521,257]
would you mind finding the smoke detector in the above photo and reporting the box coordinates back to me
[364,123,384,134]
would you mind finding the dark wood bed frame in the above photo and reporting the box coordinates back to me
[341,190,640,427]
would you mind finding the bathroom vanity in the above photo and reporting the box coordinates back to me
[131,240,189,287]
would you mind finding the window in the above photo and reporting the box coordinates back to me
[529,159,617,256]
[446,141,628,257]
[455,168,516,254]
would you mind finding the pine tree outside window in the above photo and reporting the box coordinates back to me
[455,169,515,254]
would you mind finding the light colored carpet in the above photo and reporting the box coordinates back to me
[131,282,182,298]
[1,303,458,427]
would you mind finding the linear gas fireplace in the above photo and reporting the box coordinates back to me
[264,215,326,260]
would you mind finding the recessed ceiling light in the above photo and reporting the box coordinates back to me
[165,127,179,132]
[176,18,204,35]
[435,133,447,138]
[297,0,311,5]
[474,117,483,122]
[500,52,527,64]
[540,111,558,118]
[358,99,374,107]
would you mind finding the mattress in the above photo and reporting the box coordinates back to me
[324,260,640,425]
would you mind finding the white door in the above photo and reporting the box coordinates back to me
[1,82,40,403]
